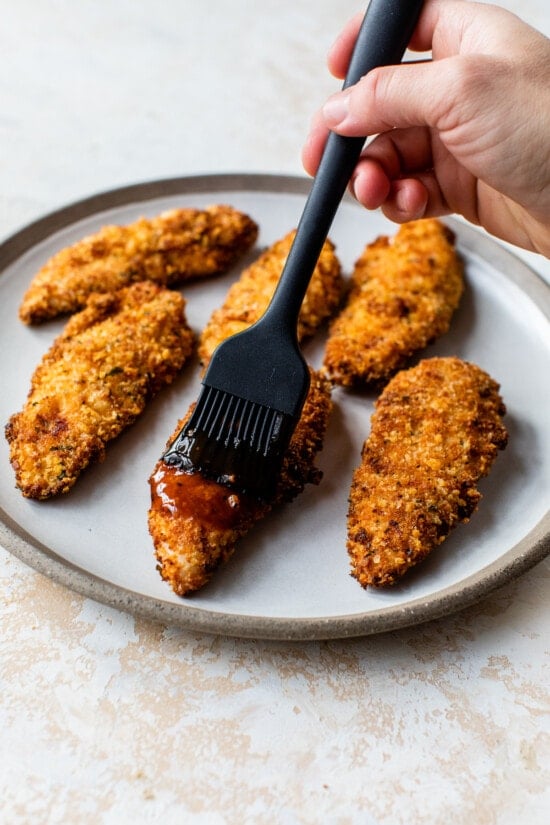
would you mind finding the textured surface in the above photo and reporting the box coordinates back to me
[199,230,343,364]
[18,205,258,323]
[348,358,508,586]
[1,1,549,823]
[6,282,195,498]
[323,219,464,385]
[149,369,332,595]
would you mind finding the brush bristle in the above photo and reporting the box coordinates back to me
[163,386,297,500]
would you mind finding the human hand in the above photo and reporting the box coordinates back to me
[302,0,550,256]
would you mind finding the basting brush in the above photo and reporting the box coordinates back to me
[163,0,424,501]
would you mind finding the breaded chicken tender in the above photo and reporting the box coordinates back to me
[6,282,195,499]
[199,230,343,364]
[347,357,508,587]
[148,369,332,596]
[323,219,464,386]
[19,205,259,324]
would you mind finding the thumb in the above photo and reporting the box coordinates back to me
[321,58,474,138]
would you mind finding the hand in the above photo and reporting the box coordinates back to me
[302,0,550,257]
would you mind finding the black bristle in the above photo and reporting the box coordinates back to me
[163,386,297,501]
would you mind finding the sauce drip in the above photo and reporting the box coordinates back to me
[150,462,257,530]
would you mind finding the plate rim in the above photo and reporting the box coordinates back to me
[1,172,549,640]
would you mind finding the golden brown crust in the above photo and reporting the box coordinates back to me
[347,357,508,587]
[148,369,332,596]
[19,205,259,324]
[323,219,464,387]
[198,230,343,365]
[6,281,195,499]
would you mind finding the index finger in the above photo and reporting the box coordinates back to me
[327,1,441,79]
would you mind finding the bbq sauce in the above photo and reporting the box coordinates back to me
[150,462,257,530]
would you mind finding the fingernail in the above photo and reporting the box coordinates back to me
[349,172,358,200]
[394,181,429,220]
[322,92,350,125]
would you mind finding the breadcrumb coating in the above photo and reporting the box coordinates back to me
[347,357,508,587]
[19,205,258,324]
[199,230,343,365]
[323,219,464,386]
[148,369,332,596]
[6,282,195,499]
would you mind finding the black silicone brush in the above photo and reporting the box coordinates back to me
[163,0,424,500]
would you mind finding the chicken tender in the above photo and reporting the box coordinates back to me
[347,357,508,587]
[323,219,464,386]
[199,230,343,365]
[6,282,195,499]
[19,205,259,324]
[148,369,332,596]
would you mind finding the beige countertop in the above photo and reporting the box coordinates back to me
[1,2,549,823]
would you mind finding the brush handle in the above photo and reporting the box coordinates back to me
[264,0,424,334]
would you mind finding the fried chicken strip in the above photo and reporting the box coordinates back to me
[323,219,464,387]
[199,230,343,365]
[347,357,508,587]
[19,205,258,324]
[148,369,332,596]
[6,282,195,499]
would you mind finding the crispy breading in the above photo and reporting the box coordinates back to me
[347,357,508,587]
[6,282,195,499]
[19,205,259,324]
[199,230,343,365]
[323,219,464,386]
[148,369,332,596]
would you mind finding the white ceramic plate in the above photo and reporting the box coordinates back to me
[0,174,549,639]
